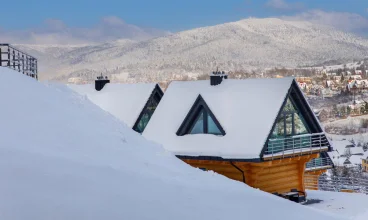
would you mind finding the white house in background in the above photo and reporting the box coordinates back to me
[328,139,365,168]
[355,70,362,75]
[69,78,163,133]
[143,73,331,202]
[346,71,352,76]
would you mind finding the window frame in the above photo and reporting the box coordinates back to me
[177,95,226,136]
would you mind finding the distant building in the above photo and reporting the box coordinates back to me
[314,109,329,122]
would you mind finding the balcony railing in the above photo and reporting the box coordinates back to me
[306,157,333,171]
[305,174,368,193]
[0,44,38,79]
[264,133,329,160]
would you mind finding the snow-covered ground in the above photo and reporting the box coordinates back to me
[306,190,368,219]
[324,115,368,134]
[0,67,347,220]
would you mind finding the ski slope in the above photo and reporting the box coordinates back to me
[0,67,344,220]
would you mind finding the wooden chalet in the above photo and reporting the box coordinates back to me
[143,72,331,202]
[69,78,163,133]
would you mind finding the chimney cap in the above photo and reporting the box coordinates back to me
[210,70,227,76]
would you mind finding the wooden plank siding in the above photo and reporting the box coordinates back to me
[181,153,319,195]
[304,169,328,190]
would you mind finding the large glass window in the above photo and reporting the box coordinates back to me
[294,113,308,135]
[271,97,310,138]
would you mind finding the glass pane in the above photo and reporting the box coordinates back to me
[271,117,284,138]
[136,113,151,133]
[190,111,204,134]
[283,98,296,113]
[208,114,222,135]
[285,114,293,136]
[294,113,308,135]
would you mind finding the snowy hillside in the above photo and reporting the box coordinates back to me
[15,17,368,82]
[0,67,343,219]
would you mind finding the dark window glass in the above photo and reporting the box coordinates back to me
[294,112,308,135]
[270,96,310,138]
[190,111,204,134]
[133,93,160,133]
[208,114,222,135]
[272,117,284,138]
[187,107,223,136]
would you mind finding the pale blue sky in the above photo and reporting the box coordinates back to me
[0,0,366,31]
[1,0,367,44]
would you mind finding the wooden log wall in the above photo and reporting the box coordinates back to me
[182,154,319,195]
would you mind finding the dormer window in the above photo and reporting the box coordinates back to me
[177,95,225,136]
[188,108,223,135]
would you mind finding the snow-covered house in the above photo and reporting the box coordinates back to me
[143,73,331,202]
[69,78,163,133]
[327,139,365,168]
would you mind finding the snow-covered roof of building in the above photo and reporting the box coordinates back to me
[69,83,159,127]
[330,139,364,155]
[328,140,365,167]
[143,77,318,159]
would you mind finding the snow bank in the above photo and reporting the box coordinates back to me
[306,190,368,219]
[355,211,368,220]
[0,67,342,220]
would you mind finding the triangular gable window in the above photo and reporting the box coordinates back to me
[177,95,225,136]
[271,96,310,138]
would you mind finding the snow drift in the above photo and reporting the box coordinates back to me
[0,67,342,220]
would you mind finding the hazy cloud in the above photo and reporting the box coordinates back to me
[0,16,169,45]
[265,0,304,11]
[284,10,368,35]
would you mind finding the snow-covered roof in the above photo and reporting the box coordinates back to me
[326,137,367,166]
[330,139,364,155]
[69,83,159,127]
[143,77,309,159]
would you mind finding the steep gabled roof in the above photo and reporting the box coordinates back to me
[143,77,318,160]
[69,83,162,128]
